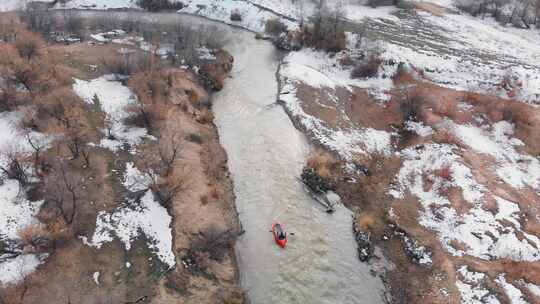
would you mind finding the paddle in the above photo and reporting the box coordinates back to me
[269,230,295,236]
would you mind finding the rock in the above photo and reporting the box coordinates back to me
[353,214,374,262]
[274,30,303,51]
[300,167,335,193]
[199,49,234,91]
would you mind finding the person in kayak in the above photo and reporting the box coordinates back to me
[275,223,286,240]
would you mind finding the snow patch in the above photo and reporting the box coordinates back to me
[391,143,540,261]
[73,76,152,152]
[82,190,175,268]
[496,275,528,304]
[0,254,46,286]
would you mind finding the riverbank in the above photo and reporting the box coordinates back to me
[0,13,245,303]
[277,46,540,304]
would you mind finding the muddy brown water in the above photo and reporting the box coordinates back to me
[58,10,386,304]
[213,34,386,303]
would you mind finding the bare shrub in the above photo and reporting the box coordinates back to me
[190,224,236,261]
[0,150,30,186]
[100,52,153,76]
[230,9,242,21]
[351,55,382,78]
[186,133,203,144]
[196,108,214,124]
[42,158,82,226]
[368,0,397,8]
[17,224,51,253]
[62,10,84,36]
[14,31,44,61]
[308,3,347,52]
[137,0,184,11]
[397,89,424,122]
[18,9,58,37]
[265,18,288,36]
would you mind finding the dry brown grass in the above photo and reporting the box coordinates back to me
[196,108,214,124]
[306,150,338,173]
[208,184,220,199]
[17,224,49,246]
[357,212,376,231]
[437,165,453,181]
[433,130,461,146]
[14,31,44,61]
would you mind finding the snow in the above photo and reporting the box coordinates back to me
[0,0,55,12]
[343,3,399,22]
[456,266,501,304]
[496,275,528,304]
[390,143,540,261]
[73,75,152,152]
[525,282,540,298]
[82,175,175,268]
[123,162,153,192]
[0,254,45,286]
[376,9,540,103]
[451,121,540,190]
[179,0,296,32]
[54,0,138,10]
[405,121,433,137]
[0,180,43,241]
[92,271,100,285]
[0,111,50,168]
[279,48,394,160]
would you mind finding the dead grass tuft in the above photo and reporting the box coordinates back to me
[357,213,376,231]
[437,165,453,181]
[18,224,49,246]
[196,108,214,124]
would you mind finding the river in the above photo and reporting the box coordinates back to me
[58,10,386,303]
[212,21,386,304]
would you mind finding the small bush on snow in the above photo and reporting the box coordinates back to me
[265,19,287,36]
[137,0,184,12]
[351,55,382,78]
[230,9,242,21]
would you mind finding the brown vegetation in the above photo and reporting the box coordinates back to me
[351,55,382,79]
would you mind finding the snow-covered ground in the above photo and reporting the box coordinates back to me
[0,0,55,12]
[0,254,47,286]
[0,111,50,285]
[73,75,153,152]
[81,162,175,267]
[179,0,297,32]
[279,46,394,161]
[54,0,138,10]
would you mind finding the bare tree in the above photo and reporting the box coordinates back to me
[0,149,29,186]
[158,134,182,177]
[43,159,81,225]
[25,132,46,177]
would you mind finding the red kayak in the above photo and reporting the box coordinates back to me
[272,222,288,248]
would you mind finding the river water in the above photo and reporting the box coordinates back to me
[212,24,385,304]
[62,11,386,303]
